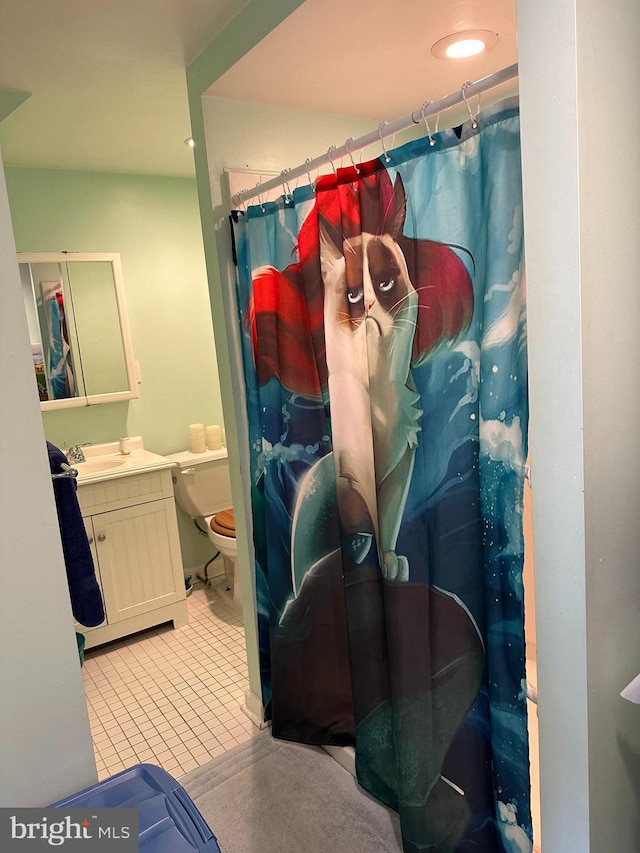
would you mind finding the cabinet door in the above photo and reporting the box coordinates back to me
[93,498,185,624]
[74,516,107,632]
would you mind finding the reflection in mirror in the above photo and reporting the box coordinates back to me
[20,259,80,402]
[19,253,138,410]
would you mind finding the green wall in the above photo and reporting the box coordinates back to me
[5,165,222,570]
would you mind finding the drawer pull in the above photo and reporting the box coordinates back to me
[87,536,94,545]
[181,467,196,475]
[97,533,106,542]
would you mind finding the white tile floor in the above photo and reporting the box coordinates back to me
[82,578,259,782]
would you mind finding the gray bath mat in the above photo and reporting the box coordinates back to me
[181,730,401,852]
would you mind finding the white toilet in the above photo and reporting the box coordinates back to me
[167,448,241,608]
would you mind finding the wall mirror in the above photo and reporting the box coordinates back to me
[18,252,138,411]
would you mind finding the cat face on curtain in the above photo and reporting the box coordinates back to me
[321,230,418,366]
[328,233,414,327]
[319,175,421,384]
[320,172,414,328]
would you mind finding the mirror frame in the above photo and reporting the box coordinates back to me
[18,252,139,411]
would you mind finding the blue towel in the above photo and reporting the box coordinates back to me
[47,442,105,628]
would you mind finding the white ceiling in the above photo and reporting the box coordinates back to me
[209,0,517,127]
[0,0,517,179]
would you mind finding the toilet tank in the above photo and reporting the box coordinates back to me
[166,448,233,518]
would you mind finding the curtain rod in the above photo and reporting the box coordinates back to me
[232,62,518,207]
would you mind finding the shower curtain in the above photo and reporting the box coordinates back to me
[46,288,76,399]
[232,98,530,853]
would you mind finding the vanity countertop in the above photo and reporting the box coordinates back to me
[71,438,176,485]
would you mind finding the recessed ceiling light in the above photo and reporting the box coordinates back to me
[431,30,499,60]
[184,137,195,148]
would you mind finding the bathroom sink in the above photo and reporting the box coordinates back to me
[74,457,127,476]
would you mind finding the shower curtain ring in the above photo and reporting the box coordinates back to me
[475,92,482,120]
[344,137,360,173]
[327,145,338,176]
[256,179,266,212]
[305,158,316,193]
[285,168,294,200]
[281,168,294,204]
[461,81,478,129]
[378,122,391,163]
[420,100,436,147]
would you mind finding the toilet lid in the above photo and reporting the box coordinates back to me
[210,508,235,537]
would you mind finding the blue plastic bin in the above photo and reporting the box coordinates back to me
[51,763,221,852]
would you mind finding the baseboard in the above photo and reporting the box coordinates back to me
[242,688,269,729]
[322,744,356,778]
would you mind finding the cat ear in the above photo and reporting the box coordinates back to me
[318,212,344,262]
[387,174,407,240]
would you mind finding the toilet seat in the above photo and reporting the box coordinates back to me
[209,508,235,537]
[204,509,241,610]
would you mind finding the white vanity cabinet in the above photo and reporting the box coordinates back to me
[75,466,187,649]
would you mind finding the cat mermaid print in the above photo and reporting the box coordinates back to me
[249,163,474,590]
[318,168,473,582]
[237,101,531,852]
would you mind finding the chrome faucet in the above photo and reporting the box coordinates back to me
[65,443,91,464]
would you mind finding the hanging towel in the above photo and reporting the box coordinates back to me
[47,442,105,627]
